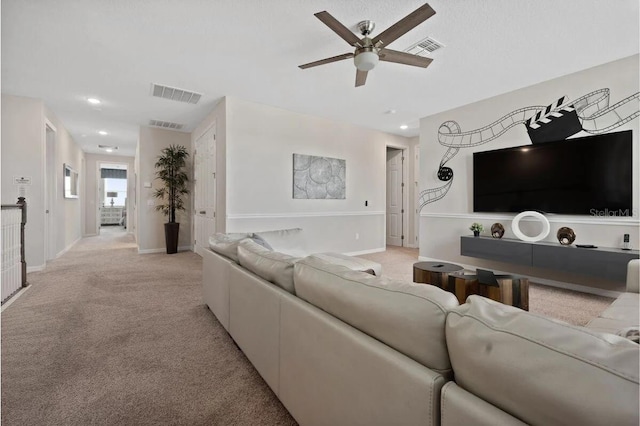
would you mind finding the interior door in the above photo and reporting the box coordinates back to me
[194,125,217,255]
[45,124,57,260]
[386,148,403,247]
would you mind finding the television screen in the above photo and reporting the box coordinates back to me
[473,130,633,216]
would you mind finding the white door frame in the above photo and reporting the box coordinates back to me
[384,144,409,248]
[44,120,57,261]
[96,161,129,234]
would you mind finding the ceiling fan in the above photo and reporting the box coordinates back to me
[299,3,436,87]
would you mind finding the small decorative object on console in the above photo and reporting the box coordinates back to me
[511,211,550,242]
[490,223,505,239]
[557,227,576,245]
[469,222,483,237]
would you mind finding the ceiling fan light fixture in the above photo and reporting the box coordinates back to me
[354,50,379,71]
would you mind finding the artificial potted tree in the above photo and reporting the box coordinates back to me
[153,145,190,254]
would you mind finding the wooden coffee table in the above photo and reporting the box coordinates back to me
[413,261,464,287]
[447,271,529,310]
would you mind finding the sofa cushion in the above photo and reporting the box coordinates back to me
[446,296,640,426]
[208,232,252,263]
[253,228,307,257]
[586,292,639,334]
[293,255,459,373]
[616,327,640,343]
[250,233,273,250]
[314,252,382,276]
[237,239,299,294]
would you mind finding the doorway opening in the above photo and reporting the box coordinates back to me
[386,147,406,247]
[98,163,128,236]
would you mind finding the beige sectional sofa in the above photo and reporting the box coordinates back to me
[586,259,640,337]
[202,232,639,426]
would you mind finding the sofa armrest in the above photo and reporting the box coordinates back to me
[627,259,640,293]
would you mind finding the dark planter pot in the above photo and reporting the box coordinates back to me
[164,222,180,254]
[473,231,480,237]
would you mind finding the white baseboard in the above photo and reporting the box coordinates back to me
[417,255,621,298]
[1,285,32,312]
[345,247,386,256]
[55,237,81,258]
[138,245,193,254]
[27,264,45,273]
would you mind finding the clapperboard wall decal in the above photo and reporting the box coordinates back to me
[525,96,583,144]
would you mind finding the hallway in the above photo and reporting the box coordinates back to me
[1,232,295,425]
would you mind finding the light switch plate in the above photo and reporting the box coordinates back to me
[143,182,152,188]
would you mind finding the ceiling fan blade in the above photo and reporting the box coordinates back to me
[315,11,362,46]
[355,69,368,87]
[299,53,354,69]
[379,49,433,68]
[372,3,436,48]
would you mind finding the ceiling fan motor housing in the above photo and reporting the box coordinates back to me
[354,47,379,71]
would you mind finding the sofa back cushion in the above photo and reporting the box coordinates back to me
[237,239,299,294]
[446,296,640,426]
[293,255,459,373]
[208,233,252,263]
[253,228,307,257]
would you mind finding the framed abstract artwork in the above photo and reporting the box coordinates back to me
[293,154,345,199]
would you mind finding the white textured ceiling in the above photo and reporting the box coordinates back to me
[2,0,638,157]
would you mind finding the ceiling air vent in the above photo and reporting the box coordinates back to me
[98,145,118,150]
[404,36,445,56]
[149,119,185,130]
[150,83,202,104]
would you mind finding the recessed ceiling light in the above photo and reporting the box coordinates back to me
[400,125,408,130]
[105,148,113,153]
[87,98,101,105]
[384,109,397,115]
[98,130,108,135]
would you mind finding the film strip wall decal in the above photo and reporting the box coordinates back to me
[418,89,640,211]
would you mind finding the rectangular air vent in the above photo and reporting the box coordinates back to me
[404,37,445,56]
[149,120,184,130]
[150,83,202,104]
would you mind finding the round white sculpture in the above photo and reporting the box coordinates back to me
[511,211,550,242]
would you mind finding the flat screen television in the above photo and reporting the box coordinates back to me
[473,130,633,216]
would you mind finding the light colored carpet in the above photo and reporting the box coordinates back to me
[358,246,614,326]
[1,231,296,426]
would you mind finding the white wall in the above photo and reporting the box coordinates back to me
[84,153,135,236]
[44,107,84,254]
[223,96,417,254]
[1,95,46,269]
[1,95,84,270]
[137,126,192,253]
[418,55,639,291]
